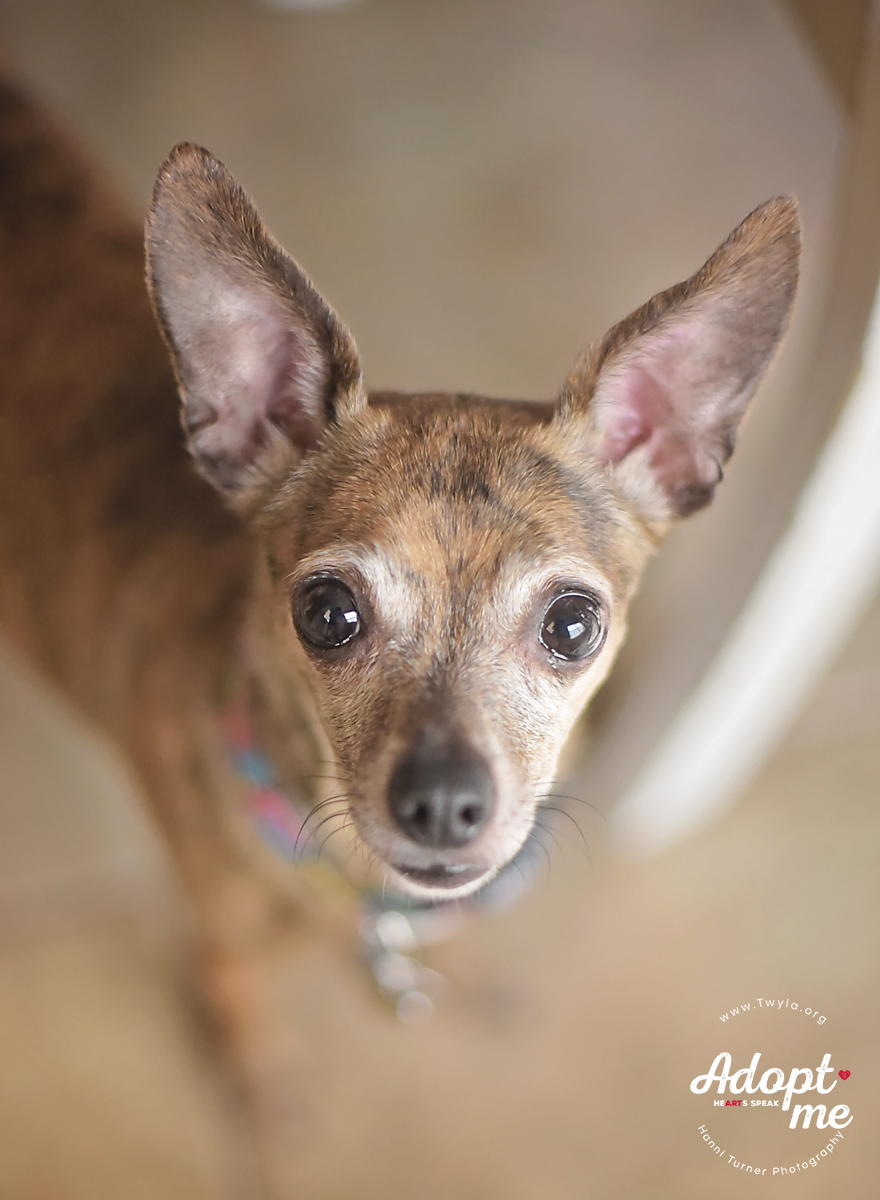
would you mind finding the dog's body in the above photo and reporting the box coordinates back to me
[0,85,299,1118]
[0,75,800,1183]
[0,81,263,929]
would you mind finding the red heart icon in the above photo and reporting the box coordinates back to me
[838,1070,851,1080]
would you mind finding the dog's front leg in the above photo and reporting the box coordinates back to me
[125,686,358,1191]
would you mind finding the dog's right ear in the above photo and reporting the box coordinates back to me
[146,144,365,507]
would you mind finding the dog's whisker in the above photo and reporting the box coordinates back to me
[510,856,528,887]
[293,796,350,857]
[298,808,351,859]
[317,816,353,858]
[536,791,608,824]
[271,773,344,795]
[537,804,593,864]
[275,772,342,784]
[532,814,564,858]
[294,794,348,820]
[301,793,349,810]
[525,828,554,885]
[340,825,368,873]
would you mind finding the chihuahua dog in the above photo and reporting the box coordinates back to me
[0,74,798,1165]
[144,142,799,901]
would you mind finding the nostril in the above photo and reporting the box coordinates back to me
[412,801,431,831]
[458,803,482,828]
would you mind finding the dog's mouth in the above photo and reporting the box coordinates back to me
[392,861,492,891]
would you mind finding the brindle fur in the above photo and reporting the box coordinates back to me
[0,74,799,1181]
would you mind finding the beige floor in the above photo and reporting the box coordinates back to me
[0,2,875,1198]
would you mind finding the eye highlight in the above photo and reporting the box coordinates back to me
[540,592,604,662]
[293,578,362,650]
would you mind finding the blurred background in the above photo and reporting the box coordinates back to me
[0,0,877,1196]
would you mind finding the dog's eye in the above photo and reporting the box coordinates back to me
[293,579,361,650]
[540,593,604,661]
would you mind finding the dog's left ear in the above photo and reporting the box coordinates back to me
[559,198,800,521]
[146,143,365,507]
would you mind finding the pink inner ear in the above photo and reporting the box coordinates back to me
[266,330,326,453]
[600,367,658,464]
[601,361,697,487]
[596,326,723,509]
[194,287,326,470]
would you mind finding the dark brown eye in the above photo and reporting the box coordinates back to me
[540,593,604,661]
[293,579,361,650]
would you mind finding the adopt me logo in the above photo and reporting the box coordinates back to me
[687,996,855,1179]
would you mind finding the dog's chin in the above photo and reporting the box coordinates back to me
[383,860,500,901]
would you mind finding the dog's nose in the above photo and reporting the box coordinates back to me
[388,737,494,849]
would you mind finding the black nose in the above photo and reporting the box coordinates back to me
[388,735,494,849]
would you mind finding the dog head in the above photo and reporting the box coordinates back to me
[146,146,799,899]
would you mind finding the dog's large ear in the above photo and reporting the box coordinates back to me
[559,198,800,522]
[146,144,364,506]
